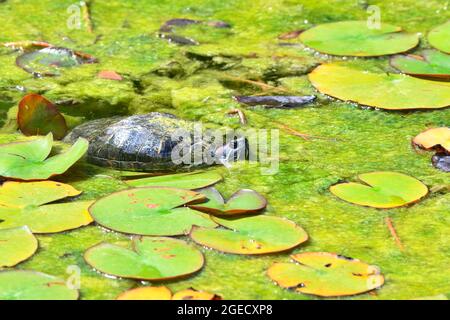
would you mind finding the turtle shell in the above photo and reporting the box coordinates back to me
[64,112,212,171]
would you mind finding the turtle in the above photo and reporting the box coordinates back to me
[63,112,247,171]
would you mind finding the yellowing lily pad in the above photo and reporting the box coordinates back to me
[125,171,222,189]
[413,127,450,153]
[0,181,93,233]
[390,50,450,80]
[428,21,450,54]
[84,237,204,281]
[18,94,67,140]
[309,63,450,110]
[300,21,418,56]
[89,187,216,236]
[330,171,428,209]
[0,270,79,300]
[189,187,267,215]
[0,226,38,267]
[267,252,384,297]
[0,133,88,180]
[117,286,221,300]
[190,215,308,255]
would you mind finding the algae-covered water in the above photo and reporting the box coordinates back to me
[0,0,449,299]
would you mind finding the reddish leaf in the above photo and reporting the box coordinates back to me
[97,70,123,81]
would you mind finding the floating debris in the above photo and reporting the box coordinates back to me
[97,70,123,80]
[278,29,303,40]
[432,153,450,172]
[158,33,199,46]
[234,95,316,108]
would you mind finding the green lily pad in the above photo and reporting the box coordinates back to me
[84,237,204,281]
[300,21,419,56]
[0,133,88,180]
[0,181,93,233]
[0,270,79,300]
[309,63,450,110]
[267,252,384,297]
[189,187,267,215]
[428,21,450,54]
[390,50,450,80]
[190,215,308,255]
[125,171,222,189]
[89,187,216,236]
[18,94,67,140]
[330,171,428,209]
[0,226,38,267]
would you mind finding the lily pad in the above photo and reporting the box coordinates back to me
[413,127,450,153]
[309,63,450,110]
[0,181,93,233]
[16,45,97,77]
[190,215,308,255]
[330,171,428,209]
[117,286,221,300]
[84,237,204,281]
[428,21,450,54]
[0,133,88,180]
[0,270,79,300]
[125,171,222,189]
[0,226,38,267]
[189,187,267,215]
[267,252,384,297]
[390,50,450,80]
[89,187,216,236]
[18,93,67,140]
[300,21,419,56]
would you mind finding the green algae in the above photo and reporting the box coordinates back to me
[0,0,449,300]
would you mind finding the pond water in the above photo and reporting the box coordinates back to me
[0,0,449,299]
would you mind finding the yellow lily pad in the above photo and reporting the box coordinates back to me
[428,21,450,54]
[0,226,38,267]
[116,286,221,300]
[413,127,450,153]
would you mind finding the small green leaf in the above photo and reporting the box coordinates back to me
[89,187,216,236]
[84,237,204,281]
[0,270,79,300]
[267,252,384,297]
[390,50,450,80]
[18,94,67,140]
[0,226,38,267]
[330,171,428,209]
[0,133,88,180]
[428,21,450,54]
[190,215,308,255]
[189,187,267,215]
[126,171,222,189]
[0,181,93,233]
[300,21,418,56]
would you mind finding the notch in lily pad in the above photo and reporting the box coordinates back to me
[0,181,93,233]
[0,226,38,267]
[18,93,67,140]
[89,187,216,236]
[0,270,79,300]
[330,171,428,209]
[125,171,222,189]
[267,252,384,297]
[189,187,267,216]
[190,215,308,255]
[84,237,204,281]
[300,21,419,56]
[0,133,88,180]
[390,50,450,80]
[117,286,221,300]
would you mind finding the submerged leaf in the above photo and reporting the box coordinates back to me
[189,187,267,215]
[413,127,450,153]
[267,252,384,297]
[90,187,216,236]
[390,50,450,80]
[0,181,93,233]
[125,171,222,189]
[18,93,67,140]
[117,286,221,300]
[0,226,38,267]
[309,63,450,110]
[234,95,316,109]
[330,171,428,209]
[300,21,418,56]
[190,215,308,255]
[84,237,204,280]
[0,270,79,300]
[0,133,88,180]
[428,21,450,54]
[432,153,450,172]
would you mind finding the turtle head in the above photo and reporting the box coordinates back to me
[215,136,249,167]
